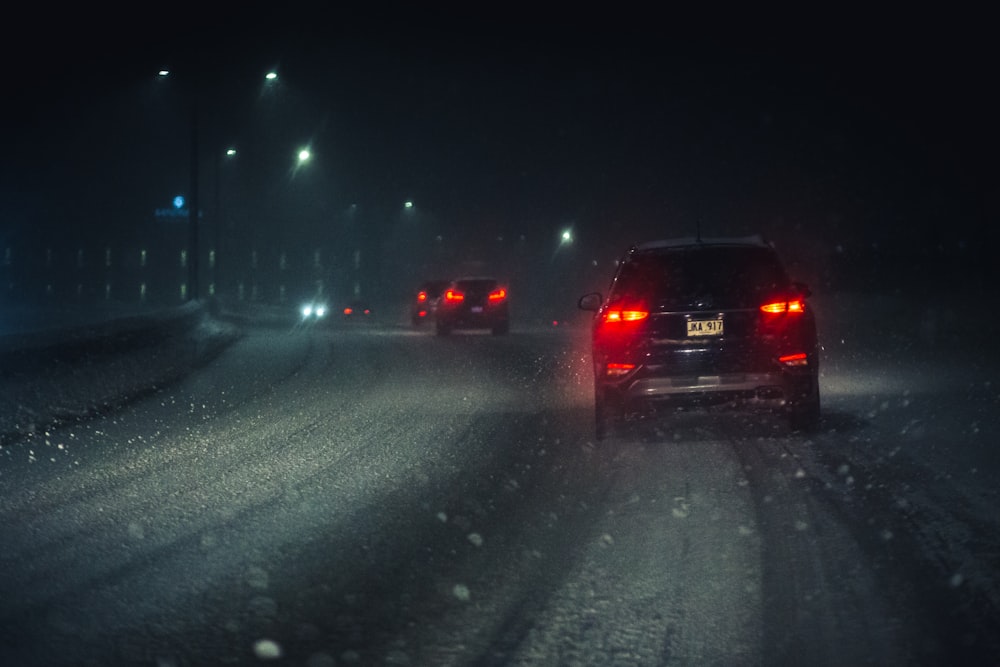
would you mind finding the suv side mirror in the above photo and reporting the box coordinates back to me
[578,292,603,311]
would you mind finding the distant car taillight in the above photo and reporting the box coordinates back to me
[417,291,428,302]
[488,288,507,302]
[444,289,464,303]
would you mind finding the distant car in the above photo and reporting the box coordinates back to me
[341,300,373,320]
[435,277,510,336]
[299,300,329,323]
[578,235,820,439]
[411,279,450,326]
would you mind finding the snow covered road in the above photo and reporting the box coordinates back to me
[1,293,998,665]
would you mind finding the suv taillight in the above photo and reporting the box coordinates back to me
[760,298,805,314]
[602,306,649,324]
[444,289,464,303]
[488,288,507,302]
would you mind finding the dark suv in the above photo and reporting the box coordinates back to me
[435,277,510,336]
[578,236,820,439]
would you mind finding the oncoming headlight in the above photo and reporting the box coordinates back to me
[301,303,328,319]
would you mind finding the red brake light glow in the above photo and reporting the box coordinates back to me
[606,362,636,377]
[760,298,805,314]
[444,289,464,303]
[417,291,428,302]
[603,307,649,323]
[778,352,809,366]
[488,288,507,302]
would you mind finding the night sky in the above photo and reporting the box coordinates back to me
[3,6,995,297]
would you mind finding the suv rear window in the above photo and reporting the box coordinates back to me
[455,279,498,294]
[611,246,789,310]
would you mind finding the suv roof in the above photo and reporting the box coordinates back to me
[634,235,769,251]
[450,275,501,283]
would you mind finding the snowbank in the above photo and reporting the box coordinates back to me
[0,301,241,446]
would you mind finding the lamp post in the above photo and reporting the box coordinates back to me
[157,68,202,302]
[214,147,237,302]
[212,72,279,303]
[189,96,200,302]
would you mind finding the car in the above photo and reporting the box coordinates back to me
[342,300,373,319]
[410,279,450,326]
[299,299,329,323]
[435,276,510,336]
[578,235,820,439]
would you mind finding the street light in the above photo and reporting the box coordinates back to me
[551,226,575,263]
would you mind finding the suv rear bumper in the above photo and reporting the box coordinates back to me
[604,368,817,412]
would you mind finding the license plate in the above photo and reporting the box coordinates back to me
[687,318,723,336]
[471,306,483,313]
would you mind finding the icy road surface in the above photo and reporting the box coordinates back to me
[1,295,998,666]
